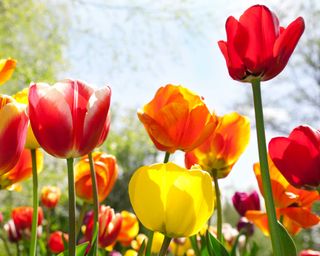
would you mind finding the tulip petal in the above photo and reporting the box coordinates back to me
[0,59,17,86]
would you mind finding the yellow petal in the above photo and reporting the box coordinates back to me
[0,58,16,86]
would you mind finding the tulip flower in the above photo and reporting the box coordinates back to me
[28,79,111,158]
[218,5,304,82]
[246,157,319,236]
[4,219,22,243]
[129,162,215,237]
[138,84,217,153]
[237,217,254,236]
[0,95,28,175]
[299,250,320,256]
[0,58,16,86]
[40,186,61,209]
[232,191,260,216]
[83,205,122,248]
[12,207,43,231]
[75,152,118,203]
[185,112,250,178]
[117,211,139,246]
[269,125,320,189]
[48,231,68,254]
[0,148,43,190]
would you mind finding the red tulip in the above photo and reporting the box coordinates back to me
[48,231,68,254]
[232,191,260,216]
[12,206,43,231]
[0,95,28,175]
[269,125,320,189]
[300,250,320,256]
[28,79,111,158]
[218,5,304,82]
[84,205,122,248]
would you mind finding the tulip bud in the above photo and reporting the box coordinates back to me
[48,231,68,254]
[232,191,260,216]
[237,217,254,236]
[41,186,61,209]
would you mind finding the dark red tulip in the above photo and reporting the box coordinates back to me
[269,125,320,189]
[218,5,304,82]
[232,191,260,216]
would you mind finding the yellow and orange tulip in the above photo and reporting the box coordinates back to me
[0,148,43,190]
[40,186,61,209]
[117,211,139,246]
[138,84,217,153]
[0,58,16,86]
[185,112,250,178]
[129,162,215,237]
[246,157,319,236]
[75,152,118,203]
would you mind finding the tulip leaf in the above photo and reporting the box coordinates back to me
[137,239,146,256]
[277,221,297,256]
[57,242,89,256]
[206,231,229,256]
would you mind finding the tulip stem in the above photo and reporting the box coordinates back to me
[30,149,38,256]
[67,157,76,256]
[76,202,88,242]
[212,173,222,242]
[189,235,201,256]
[0,235,12,256]
[88,152,99,255]
[164,152,170,163]
[251,80,282,256]
[158,236,172,256]
[145,230,154,256]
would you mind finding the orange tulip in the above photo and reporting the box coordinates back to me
[0,58,16,86]
[138,84,217,153]
[246,157,319,235]
[0,148,43,190]
[75,152,118,203]
[40,186,61,209]
[117,211,139,246]
[185,112,250,178]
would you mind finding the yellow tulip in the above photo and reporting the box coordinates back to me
[0,58,16,86]
[129,162,215,237]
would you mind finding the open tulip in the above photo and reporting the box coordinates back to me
[48,231,68,254]
[232,191,260,216]
[138,84,217,153]
[117,211,139,246]
[218,5,304,82]
[246,157,319,236]
[0,58,16,86]
[28,79,111,158]
[83,205,122,248]
[129,162,215,237]
[269,125,320,189]
[12,206,43,231]
[75,152,118,203]
[0,95,28,175]
[185,112,250,178]
[40,186,61,209]
[0,148,43,189]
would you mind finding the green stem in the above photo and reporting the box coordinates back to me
[158,236,172,256]
[164,152,170,163]
[76,202,88,242]
[67,157,76,256]
[0,236,12,256]
[88,152,99,255]
[251,80,282,256]
[189,235,201,256]
[30,149,38,256]
[212,173,222,242]
[145,231,154,256]
[16,242,20,256]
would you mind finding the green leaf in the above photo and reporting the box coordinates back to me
[277,221,297,256]
[87,221,99,256]
[248,242,259,256]
[137,239,146,256]
[206,231,229,256]
[57,242,89,256]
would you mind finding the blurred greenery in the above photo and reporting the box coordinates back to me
[0,0,67,95]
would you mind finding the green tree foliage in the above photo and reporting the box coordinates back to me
[0,0,67,94]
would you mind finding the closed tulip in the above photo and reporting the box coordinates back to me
[12,206,43,231]
[48,231,68,254]
[28,79,111,158]
[0,148,43,189]
[75,152,118,203]
[0,58,16,85]
[117,211,139,246]
[185,112,250,178]
[232,191,260,216]
[218,5,304,82]
[129,162,215,237]
[299,250,320,256]
[40,186,61,209]
[4,219,22,243]
[0,95,28,175]
[269,125,320,189]
[84,205,122,248]
[138,84,217,153]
